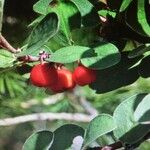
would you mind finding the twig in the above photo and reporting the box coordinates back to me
[73,88,99,117]
[0,34,20,53]
[20,94,64,108]
[0,112,94,126]
[87,141,123,150]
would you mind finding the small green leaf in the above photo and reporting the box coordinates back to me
[81,42,121,69]
[23,130,53,150]
[50,124,84,150]
[119,0,133,12]
[98,10,116,18]
[0,49,16,68]
[33,0,53,15]
[134,94,150,123]
[83,114,116,147]
[19,13,59,56]
[113,93,150,144]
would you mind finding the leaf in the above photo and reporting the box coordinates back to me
[49,42,120,70]
[71,27,99,47]
[19,13,59,56]
[0,49,16,68]
[48,0,81,45]
[81,42,121,69]
[83,114,116,147]
[128,45,150,58]
[89,52,141,93]
[113,93,150,144]
[50,124,84,150]
[119,0,133,12]
[126,0,150,37]
[134,94,150,123]
[98,10,116,18]
[48,46,91,63]
[23,130,53,150]
[70,0,99,27]
[33,0,53,15]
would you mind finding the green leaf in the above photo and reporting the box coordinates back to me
[128,45,150,58]
[81,42,121,69]
[119,0,133,12]
[48,46,91,63]
[98,10,116,18]
[134,94,150,123]
[71,27,99,47]
[33,0,53,15]
[89,52,141,93]
[126,0,150,37]
[49,43,120,70]
[113,93,150,144]
[70,0,99,27]
[83,114,116,147]
[23,130,53,150]
[48,0,81,45]
[50,124,84,150]
[0,49,16,68]
[19,13,59,56]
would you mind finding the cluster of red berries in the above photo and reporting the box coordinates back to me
[30,63,97,93]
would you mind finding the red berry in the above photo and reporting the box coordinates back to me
[30,63,58,87]
[49,68,76,93]
[73,65,97,86]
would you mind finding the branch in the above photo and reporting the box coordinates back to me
[0,34,20,53]
[0,112,94,126]
[20,93,64,108]
[73,88,98,116]
[87,141,123,150]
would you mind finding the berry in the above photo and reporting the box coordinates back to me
[73,65,97,86]
[49,68,76,93]
[30,63,58,87]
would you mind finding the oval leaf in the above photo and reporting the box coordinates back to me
[113,93,150,144]
[83,114,116,147]
[19,12,59,56]
[50,124,84,150]
[134,94,150,123]
[81,42,121,69]
[23,130,53,150]
[48,46,91,63]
